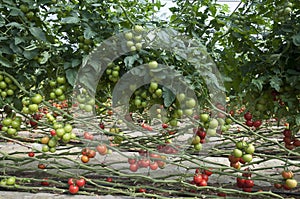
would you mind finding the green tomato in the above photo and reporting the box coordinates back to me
[200,113,209,123]
[206,128,216,136]
[208,119,218,129]
[233,148,243,158]
[194,143,202,151]
[148,61,158,69]
[55,88,63,96]
[57,76,66,84]
[242,154,253,163]
[56,128,65,137]
[169,119,178,127]
[2,118,12,126]
[134,25,144,33]
[155,89,162,97]
[236,141,248,150]
[0,81,7,89]
[184,109,193,116]
[6,89,14,96]
[7,128,17,135]
[11,121,21,129]
[28,104,39,112]
[6,177,16,185]
[186,98,196,108]
[62,133,71,142]
[49,80,56,87]
[57,94,66,101]
[1,126,8,132]
[22,107,30,114]
[125,32,133,40]
[150,82,158,90]
[64,124,73,133]
[84,104,93,112]
[191,135,201,145]
[31,94,43,104]
[177,93,185,102]
[245,144,255,154]
[42,145,49,152]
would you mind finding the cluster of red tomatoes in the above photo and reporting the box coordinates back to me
[236,168,254,192]
[191,168,213,187]
[244,112,262,128]
[68,178,86,194]
[128,151,166,172]
[282,129,300,150]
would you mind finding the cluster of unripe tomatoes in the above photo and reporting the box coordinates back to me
[228,141,255,169]
[0,74,17,99]
[48,76,69,102]
[125,25,144,52]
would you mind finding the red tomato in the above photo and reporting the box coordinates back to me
[128,158,136,165]
[244,179,254,188]
[68,178,74,186]
[69,185,79,194]
[106,177,113,182]
[149,161,158,170]
[237,178,245,188]
[138,188,146,193]
[28,152,35,157]
[242,187,252,192]
[204,169,213,176]
[274,183,282,189]
[198,179,207,186]
[201,174,209,181]
[76,178,86,187]
[129,163,139,172]
[193,174,203,184]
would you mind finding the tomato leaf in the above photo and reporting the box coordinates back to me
[162,87,176,108]
[29,27,47,42]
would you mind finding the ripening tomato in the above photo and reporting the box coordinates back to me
[81,155,89,163]
[282,170,293,179]
[96,144,108,155]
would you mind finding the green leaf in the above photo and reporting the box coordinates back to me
[162,87,176,108]
[0,56,11,68]
[29,27,47,42]
[295,114,300,126]
[84,27,96,39]
[124,54,139,69]
[66,69,78,87]
[251,78,264,91]
[292,33,300,46]
[269,76,282,92]
[61,16,80,24]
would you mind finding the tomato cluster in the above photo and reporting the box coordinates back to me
[282,129,300,150]
[105,63,121,83]
[0,176,16,186]
[229,141,255,169]
[76,89,95,112]
[48,76,69,101]
[191,168,213,187]
[22,94,43,114]
[274,170,298,190]
[244,112,262,129]
[1,115,22,136]
[81,148,96,163]
[40,119,76,153]
[125,25,144,52]
[68,177,86,194]
[0,74,17,99]
[128,151,166,172]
